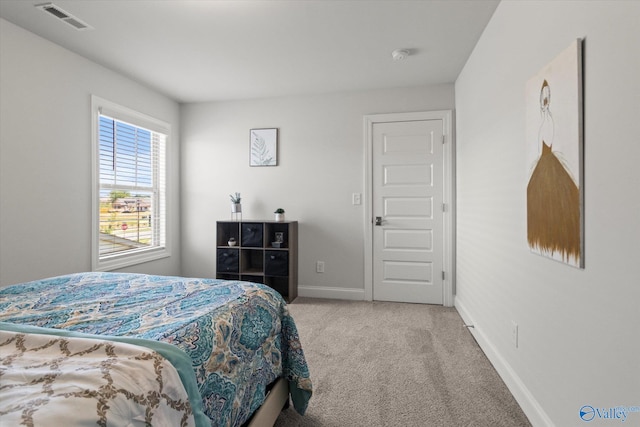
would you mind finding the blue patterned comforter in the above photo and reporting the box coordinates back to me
[0,272,312,427]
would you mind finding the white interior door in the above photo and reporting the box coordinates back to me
[372,119,444,304]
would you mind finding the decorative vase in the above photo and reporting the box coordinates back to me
[275,213,284,222]
[228,239,237,246]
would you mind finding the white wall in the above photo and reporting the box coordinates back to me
[180,86,454,297]
[454,1,640,426]
[0,19,182,286]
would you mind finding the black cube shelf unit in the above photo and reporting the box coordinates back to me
[216,220,298,302]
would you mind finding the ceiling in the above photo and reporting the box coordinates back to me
[0,0,499,103]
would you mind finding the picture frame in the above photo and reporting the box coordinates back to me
[525,39,584,268]
[250,128,278,166]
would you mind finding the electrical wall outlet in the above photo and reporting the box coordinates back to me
[511,321,519,348]
[316,261,325,273]
[352,193,362,205]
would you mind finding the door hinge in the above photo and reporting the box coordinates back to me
[442,271,446,280]
[442,203,446,212]
[442,134,446,144]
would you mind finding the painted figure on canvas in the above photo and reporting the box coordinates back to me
[527,80,580,264]
[525,39,583,268]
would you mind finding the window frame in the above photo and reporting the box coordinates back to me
[91,95,171,271]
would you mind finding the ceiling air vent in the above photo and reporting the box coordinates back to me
[35,3,93,31]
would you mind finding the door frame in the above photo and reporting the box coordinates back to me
[363,110,455,306]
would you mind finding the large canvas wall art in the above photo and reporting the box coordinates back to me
[526,39,584,268]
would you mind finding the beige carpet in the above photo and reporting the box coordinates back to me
[275,298,531,427]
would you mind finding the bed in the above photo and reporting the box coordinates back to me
[0,272,312,426]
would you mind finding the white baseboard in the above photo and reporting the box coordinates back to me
[297,285,365,301]
[455,298,554,427]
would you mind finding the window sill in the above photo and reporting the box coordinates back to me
[93,247,171,271]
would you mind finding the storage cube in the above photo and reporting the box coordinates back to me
[217,248,239,273]
[241,223,264,247]
[265,250,288,276]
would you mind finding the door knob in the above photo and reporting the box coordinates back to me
[375,216,383,226]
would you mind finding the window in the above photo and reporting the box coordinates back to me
[92,96,169,270]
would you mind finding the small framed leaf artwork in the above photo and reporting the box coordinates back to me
[250,128,278,166]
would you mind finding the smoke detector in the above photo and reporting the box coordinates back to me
[391,49,410,61]
[35,3,93,31]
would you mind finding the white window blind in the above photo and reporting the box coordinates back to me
[92,96,169,270]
